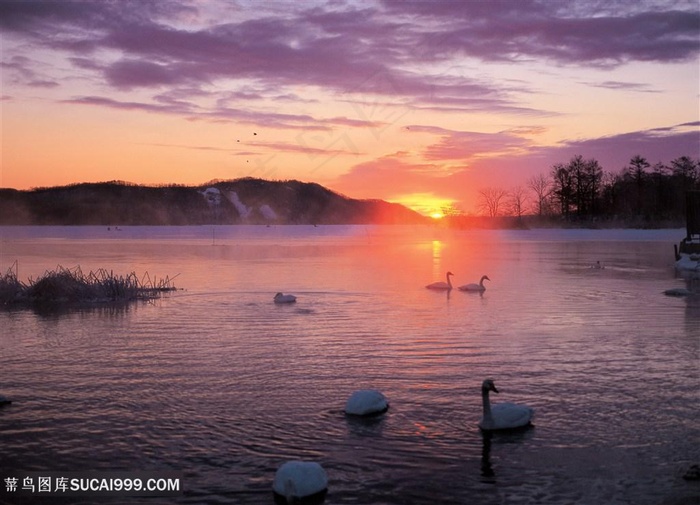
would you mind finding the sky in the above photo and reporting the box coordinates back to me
[1,0,699,216]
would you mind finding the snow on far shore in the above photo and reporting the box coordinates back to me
[227,191,251,220]
[200,187,275,222]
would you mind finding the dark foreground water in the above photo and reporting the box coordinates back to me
[1,226,698,504]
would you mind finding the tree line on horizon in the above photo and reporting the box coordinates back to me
[0,178,426,225]
[469,154,699,224]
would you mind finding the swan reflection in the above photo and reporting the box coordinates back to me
[479,427,535,482]
[481,432,495,480]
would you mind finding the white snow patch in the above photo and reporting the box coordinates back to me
[226,191,251,220]
[676,253,700,272]
[259,204,277,221]
[200,187,221,205]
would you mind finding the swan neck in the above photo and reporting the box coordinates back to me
[446,273,452,288]
[482,389,492,420]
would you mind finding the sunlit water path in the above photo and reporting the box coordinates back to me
[1,226,698,504]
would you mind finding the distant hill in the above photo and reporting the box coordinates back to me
[0,179,428,226]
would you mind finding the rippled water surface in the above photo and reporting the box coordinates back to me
[1,225,698,504]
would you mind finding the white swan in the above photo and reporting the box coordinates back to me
[273,461,327,503]
[459,275,490,292]
[274,292,297,304]
[344,389,389,416]
[426,271,454,290]
[479,379,533,431]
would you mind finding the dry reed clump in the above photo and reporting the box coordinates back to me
[0,263,177,307]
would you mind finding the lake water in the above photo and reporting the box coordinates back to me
[1,225,698,505]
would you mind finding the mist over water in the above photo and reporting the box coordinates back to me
[1,225,698,504]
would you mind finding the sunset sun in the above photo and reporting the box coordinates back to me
[392,193,456,219]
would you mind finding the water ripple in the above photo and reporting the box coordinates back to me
[1,227,698,504]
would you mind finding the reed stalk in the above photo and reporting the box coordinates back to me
[0,262,177,307]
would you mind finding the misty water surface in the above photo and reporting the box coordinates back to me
[0,225,698,505]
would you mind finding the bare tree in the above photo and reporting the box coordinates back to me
[550,162,574,219]
[477,187,508,217]
[527,173,552,216]
[507,185,528,218]
[440,204,464,218]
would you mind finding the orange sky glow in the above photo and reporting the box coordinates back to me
[1,0,698,216]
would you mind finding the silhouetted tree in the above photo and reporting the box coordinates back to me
[537,154,696,223]
[670,156,699,186]
[627,155,650,181]
[440,204,465,218]
[566,155,602,217]
[626,155,650,215]
[507,186,528,218]
[527,173,552,216]
[583,157,603,217]
[550,162,574,219]
[477,187,508,217]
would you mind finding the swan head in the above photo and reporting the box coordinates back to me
[482,379,499,394]
[447,271,454,277]
[481,275,490,282]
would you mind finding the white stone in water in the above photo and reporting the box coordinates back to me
[344,389,388,416]
[273,461,327,500]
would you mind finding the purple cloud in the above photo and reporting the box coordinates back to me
[4,0,695,104]
[553,123,700,170]
[383,0,700,66]
[585,81,660,92]
[62,95,194,115]
[62,94,380,132]
[407,122,697,173]
[105,59,189,89]
[1,55,59,88]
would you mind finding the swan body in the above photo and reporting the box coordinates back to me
[273,461,327,503]
[459,275,490,292]
[664,288,693,297]
[344,389,389,416]
[426,271,454,290]
[479,379,533,431]
[274,293,297,304]
[0,395,11,406]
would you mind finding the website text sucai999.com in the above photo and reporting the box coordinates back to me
[2,471,182,497]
